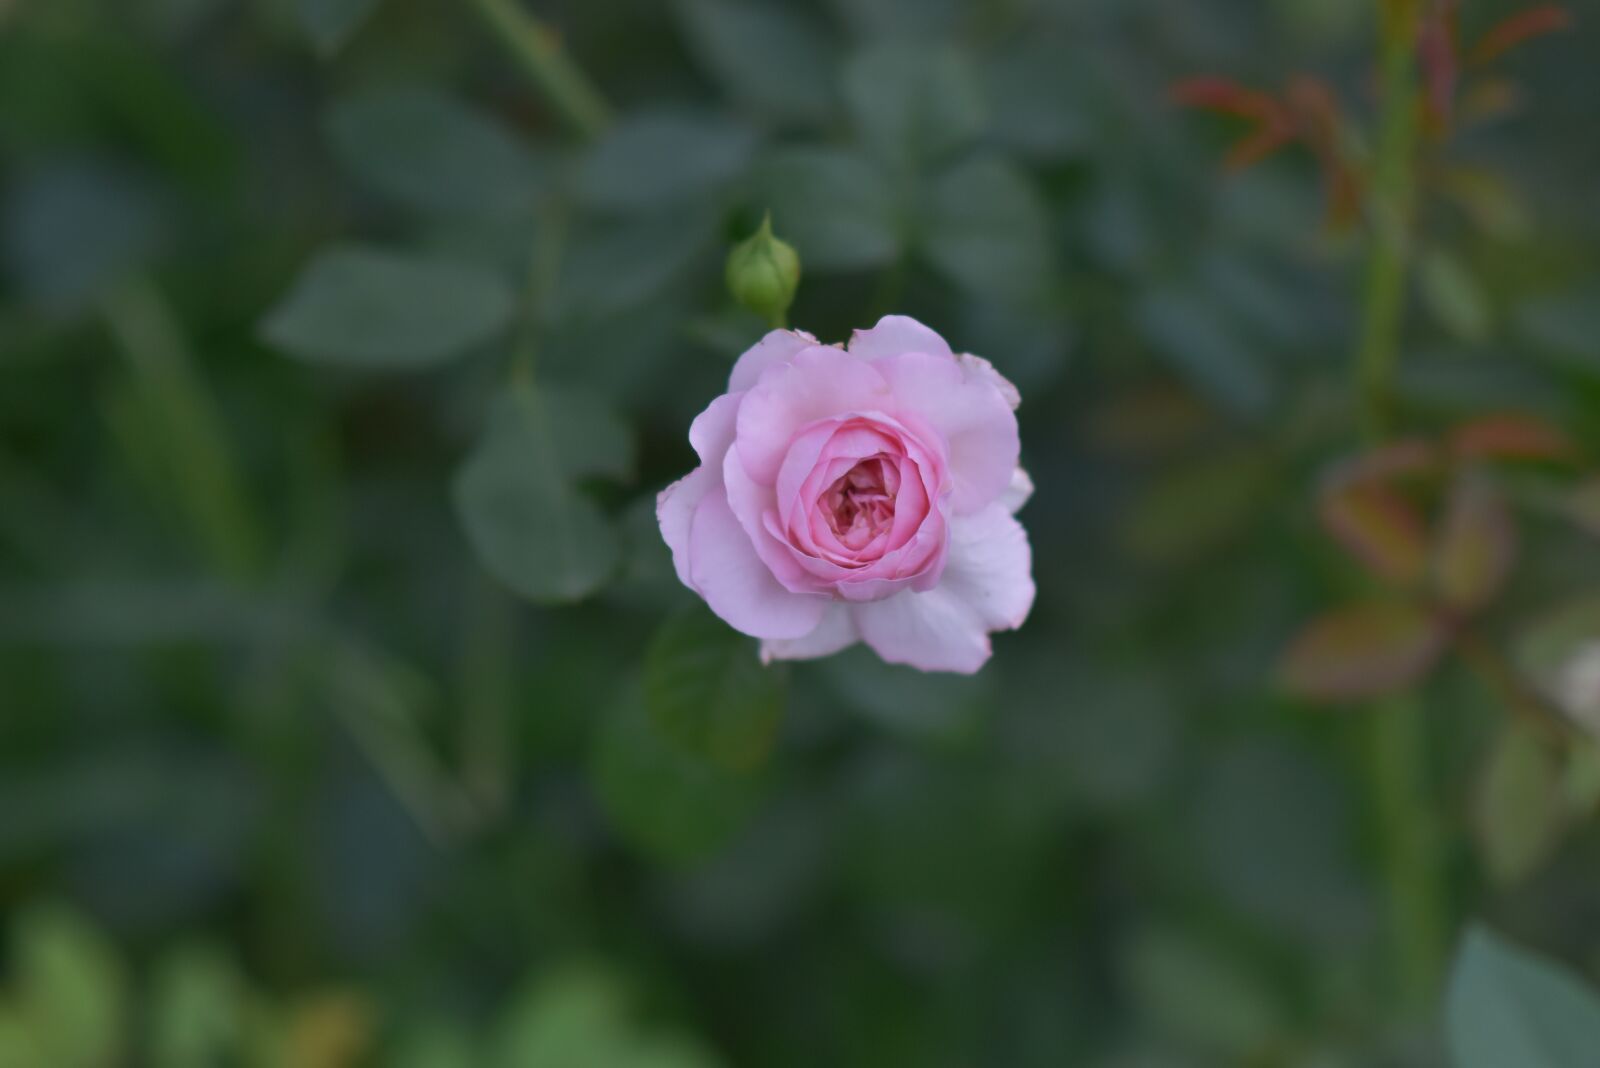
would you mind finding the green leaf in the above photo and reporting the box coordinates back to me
[1517,283,1600,369]
[150,945,245,1068]
[1420,249,1491,343]
[453,386,631,604]
[393,1023,477,1068]
[1120,447,1273,564]
[756,148,899,272]
[494,966,721,1068]
[1448,925,1600,1068]
[592,682,765,863]
[1280,601,1447,702]
[297,0,380,55]
[1515,596,1600,730]
[1122,926,1286,1057]
[1475,722,1568,886]
[13,904,126,1068]
[552,208,719,320]
[842,42,983,168]
[982,36,1090,162]
[578,112,757,213]
[1433,472,1516,613]
[676,0,836,124]
[262,245,514,368]
[323,85,545,219]
[1134,289,1274,418]
[922,156,1053,303]
[646,607,784,772]
[3,163,163,316]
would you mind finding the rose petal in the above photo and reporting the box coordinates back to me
[853,503,1032,672]
[657,465,717,590]
[737,347,894,484]
[941,502,1035,631]
[854,586,993,673]
[877,351,1018,513]
[1001,466,1034,515]
[728,328,820,393]
[689,391,742,464]
[689,491,826,639]
[760,603,859,664]
[847,314,955,362]
[959,352,1021,410]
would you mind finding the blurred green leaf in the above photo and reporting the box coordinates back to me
[1433,473,1516,613]
[150,944,245,1068]
[983,36,1090,162]
[553,207,719,319]
[592,683,765,863]
[262,245,515,368]
[1120,447,1273,564]
[13,904,125,1068]
[1121,925,1286,1057]
[298,0,381,55]
[393,1022,477,1068]
[645,607,784,772]
[496,965,721,1068]
[453,385,631,603]
[1319,478,1429,585]
[820,644,986,740]
[1448,925,1600,1068]
[3,162,163,315]
[842,42,983,168]
[923,156,1053,303]
[1280,601,1447,702]
[1134,289,1274,418]
[1515,596,1600,731]
[578,112,757,213]
[1420,250,1492,344]
[1517,283,1600,369]
[757,148,899,272]
[323,85,546,220]
[1475,722,1567,886]
[676,0,835,124]
[1192,741,1372,944]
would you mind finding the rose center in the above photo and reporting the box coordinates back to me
[822,456,899,545]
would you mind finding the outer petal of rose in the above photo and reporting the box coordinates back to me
[728,328,819,393]
[877,351,1018,514]
[847,315,954,362]
[940,502,1035,632]
[736,346,894,484]
[854,504,1033,673]
[760,603,858,664]
[723,446,824,594]
[657,466,717,589]
[959,352,1021,410]
[854,586,992,674]
[689,391,742,464]
[1001,466,1034,515]
[689,491,826,639]
[659,393,745,588]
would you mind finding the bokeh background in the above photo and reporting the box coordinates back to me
[5,0,1600,1064]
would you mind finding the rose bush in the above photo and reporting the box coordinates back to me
[658,315,1034,673]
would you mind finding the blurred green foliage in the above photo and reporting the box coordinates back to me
[6,0,1600,1064]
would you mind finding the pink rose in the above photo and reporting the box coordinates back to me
[657,315,1034,674]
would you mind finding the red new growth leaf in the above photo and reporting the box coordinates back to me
[1450,413,1576,462]
[1470,5,1573,66]
[1418,0,1461,134]
[1281,601,1449,702]
[1321,480,1431,585]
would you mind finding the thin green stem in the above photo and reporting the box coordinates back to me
[467,0,611,141]
[1355,0,1445,1017]
[1356,0,1421,441]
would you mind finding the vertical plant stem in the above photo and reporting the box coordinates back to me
[467,0,611,141]
[101,276,263,581]
[1356,0,1446,1016]
[1356,0,1421,441]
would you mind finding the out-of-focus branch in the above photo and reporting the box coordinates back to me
[467,0,611,141]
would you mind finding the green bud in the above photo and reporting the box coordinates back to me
[725,213,801,328]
